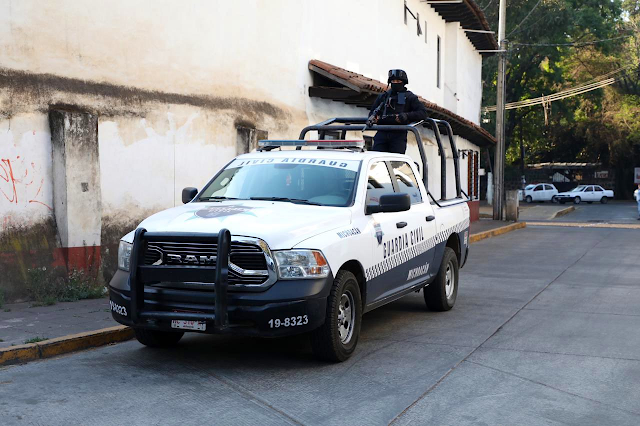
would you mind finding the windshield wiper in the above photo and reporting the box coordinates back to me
[198,196,243,202]
[250,197,323,206]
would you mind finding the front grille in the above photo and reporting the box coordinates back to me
[143,240,269,286]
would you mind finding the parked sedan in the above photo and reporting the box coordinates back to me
[555,185,614,204]
[520,183,559,203]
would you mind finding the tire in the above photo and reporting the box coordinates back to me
[134,328,184,347]
[310,270,362,362]
[600,197,608,204]
[525,195,532,203]
[574,196,581,204]
[552,196,558,203]
[424,247,459,311]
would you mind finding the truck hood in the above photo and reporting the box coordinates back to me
[131,201,352,249]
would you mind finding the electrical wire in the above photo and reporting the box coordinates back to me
[482,66,634,112]
[483,77,620,111]
[508,0,544,37]
[512,34,635,47]
[480,0,494,11]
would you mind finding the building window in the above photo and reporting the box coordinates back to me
[436,35,441,89]
[236,126,268,155]
[424,21,427,43]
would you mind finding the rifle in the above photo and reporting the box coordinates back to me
[366,92,389,127]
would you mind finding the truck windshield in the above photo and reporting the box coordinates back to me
[198,159,360,207]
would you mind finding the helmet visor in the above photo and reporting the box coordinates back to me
[388,69,408,83]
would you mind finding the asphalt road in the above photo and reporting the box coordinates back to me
[519,200,639,223]
[1,225,640,425]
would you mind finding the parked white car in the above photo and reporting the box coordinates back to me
[555,185,614,204]
[520,183,559,203]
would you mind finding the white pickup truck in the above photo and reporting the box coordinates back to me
[109,118,470,361]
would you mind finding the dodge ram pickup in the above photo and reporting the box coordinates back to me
[109,118,470,361]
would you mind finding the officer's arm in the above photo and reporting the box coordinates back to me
[368,94,384,116]
[404,96,428,122]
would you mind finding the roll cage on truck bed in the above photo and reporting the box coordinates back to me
[118,117,469,361]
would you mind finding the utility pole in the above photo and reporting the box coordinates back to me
[493,0,507,220]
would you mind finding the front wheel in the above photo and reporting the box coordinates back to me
[600,196,608,204]
[134,328,184,347]
[310,270,362,362]
[424,247,459,311]
[525,195,533,203]
[574,196,581,204]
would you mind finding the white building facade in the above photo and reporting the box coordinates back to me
[0,0,496,300]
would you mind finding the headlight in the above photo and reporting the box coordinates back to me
[118,241,133,272]
[274,250,330,279]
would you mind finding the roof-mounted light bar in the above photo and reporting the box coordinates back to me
[258,139,365,150]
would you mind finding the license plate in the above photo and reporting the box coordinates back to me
[171,319,206,331]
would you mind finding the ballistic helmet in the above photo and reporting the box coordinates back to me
[388,69,409,84]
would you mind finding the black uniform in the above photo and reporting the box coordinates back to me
[368,89,428,154]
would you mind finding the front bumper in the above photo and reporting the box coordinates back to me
[109,269,331,337]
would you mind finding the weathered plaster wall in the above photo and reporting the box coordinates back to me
[0,0,486,299]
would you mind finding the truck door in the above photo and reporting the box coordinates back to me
[389,160,438,289]
[364,160,436,305]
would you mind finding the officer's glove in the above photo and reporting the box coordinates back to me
[366,115,378,127]
[395,113,408,123]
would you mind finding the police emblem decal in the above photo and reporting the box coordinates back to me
[374,221,384,245]
[195,206,254,218]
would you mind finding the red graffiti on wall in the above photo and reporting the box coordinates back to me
[0,157,52,211]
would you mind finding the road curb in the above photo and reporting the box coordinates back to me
[551,205,575,219]
[0,325,134,367]
[470,222,526,244]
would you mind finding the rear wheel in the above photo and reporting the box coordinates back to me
[424,247,459,311]
[574,196,581,204]
[600,196,608,204]
[310,270,362,362]
[525,195,532,203]
[134,328,184,347]
[552,196,558,203]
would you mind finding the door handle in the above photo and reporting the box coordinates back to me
[426,215,435,222]
[396,221,408,229]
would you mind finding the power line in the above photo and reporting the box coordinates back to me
[483,77,620,112]
[508,0,544,37]
[482,66,633,112]
[512,34,634,47]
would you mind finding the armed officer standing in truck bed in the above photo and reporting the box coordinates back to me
[366,69,428,154]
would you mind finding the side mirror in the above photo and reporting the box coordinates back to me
[182,187,198,204]
[366,193,411,214]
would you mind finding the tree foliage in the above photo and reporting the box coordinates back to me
[480,0,640,196]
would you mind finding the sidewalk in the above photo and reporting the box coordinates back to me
[0,298,113,349]
[0,219,525,364]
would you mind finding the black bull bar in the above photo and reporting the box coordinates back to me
[128,228,231,330]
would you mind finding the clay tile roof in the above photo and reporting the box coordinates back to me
[309,60,496,147]
[428,0,498,53]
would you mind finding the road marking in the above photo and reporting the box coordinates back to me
[526,221,640,230]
